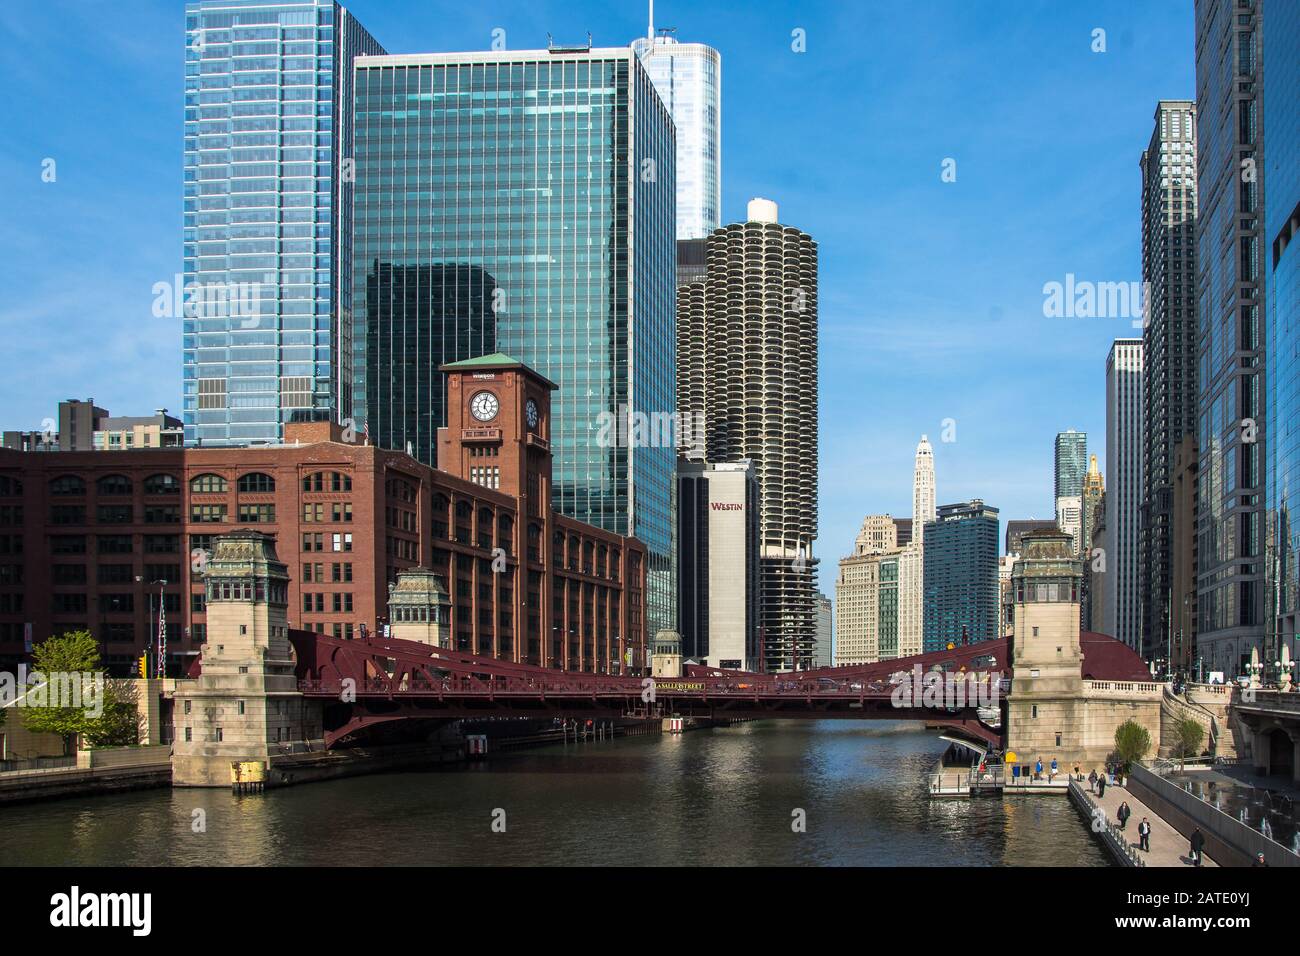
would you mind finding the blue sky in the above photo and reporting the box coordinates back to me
[0,0,1195,587]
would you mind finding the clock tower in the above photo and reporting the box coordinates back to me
[437,352,556,501]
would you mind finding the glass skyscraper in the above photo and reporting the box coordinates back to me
[922,500,1000,651]
[632,32,721,240]
[183,0,384,446]
[351,47,678,640]
[1054,429,1087,500]
[1264,0,1300,673]
[1194,1,1264,675]
[1140,99,1199,664]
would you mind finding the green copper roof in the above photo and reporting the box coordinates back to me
[439,353,557,388]
[441,352,524,369]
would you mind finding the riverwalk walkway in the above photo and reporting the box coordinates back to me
[1089,780,1218,867]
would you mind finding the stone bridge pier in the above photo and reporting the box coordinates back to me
[171,532,323,788]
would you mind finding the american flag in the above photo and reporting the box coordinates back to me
[156,595,166,679]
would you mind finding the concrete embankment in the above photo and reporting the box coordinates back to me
[0,745,172,805]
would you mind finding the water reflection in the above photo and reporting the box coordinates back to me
[3,721,1109,867]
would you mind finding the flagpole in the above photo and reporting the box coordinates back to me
[157,579,167,679]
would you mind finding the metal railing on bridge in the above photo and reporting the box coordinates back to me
[1068,779,1146,867]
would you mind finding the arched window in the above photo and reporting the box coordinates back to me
[143,474,180,495]
[49,475,85,496]
[432,493,450,539]
[454,501,472,544]
[190,474,227,494]
[96,474,132,496]
[237,472,275,493]
[498,514,514,555]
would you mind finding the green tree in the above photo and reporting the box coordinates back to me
[83,679,143,748]
[1113,719,1152,772]
[1173,717,1205,770]
[21,630,106,753]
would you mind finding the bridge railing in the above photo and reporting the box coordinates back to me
[1082,680,1165,697]
[1068,779,1146,867]
[1236,689,1300,713]
[295,673,1002,700]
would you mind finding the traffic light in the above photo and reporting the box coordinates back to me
[138,655,148,678]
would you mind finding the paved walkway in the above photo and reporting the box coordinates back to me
[1089,781,1218,867]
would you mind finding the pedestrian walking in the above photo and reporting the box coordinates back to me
[1138,818,1151,852]
[1097,773,1106,797]
[1088,769,1098,793]
[1189,827,1205,866]
[1117,801,1131,831]
[1035,757,1043,781]
[1049,757,1059,781]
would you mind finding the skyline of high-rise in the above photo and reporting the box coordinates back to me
[181,0,386,447]
[12,0,1289,686]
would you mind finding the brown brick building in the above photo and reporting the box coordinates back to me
[0,356,646,676]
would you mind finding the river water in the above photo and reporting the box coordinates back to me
[4,721,1109,866]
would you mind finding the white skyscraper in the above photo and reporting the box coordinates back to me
[632,10,721,240]
[1105,339,1144,650]
[912,435,936,544]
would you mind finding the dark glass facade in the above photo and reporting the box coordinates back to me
[350,50,677,639]
[922,500,1000,651]
[1140,100,1199,664]
[1194,1,1265,674]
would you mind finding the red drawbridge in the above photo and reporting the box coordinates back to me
[287,629,1149,749]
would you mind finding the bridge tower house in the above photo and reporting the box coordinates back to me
[1004,529,1088,766]
[172,531,321,787]
[387,568,452,647]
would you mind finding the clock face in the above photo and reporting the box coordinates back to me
[525,399,539,430]
[469,391,499,422]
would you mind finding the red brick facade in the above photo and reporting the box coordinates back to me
[0,359,646,675]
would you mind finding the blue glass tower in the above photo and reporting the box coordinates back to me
[922,500,1000,651]
[1264,0,1300,671]
[1194,0,1265,674]
[351,47,678,640]
[182,0,384,446]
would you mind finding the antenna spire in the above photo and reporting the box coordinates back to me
[648,0,654,42]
